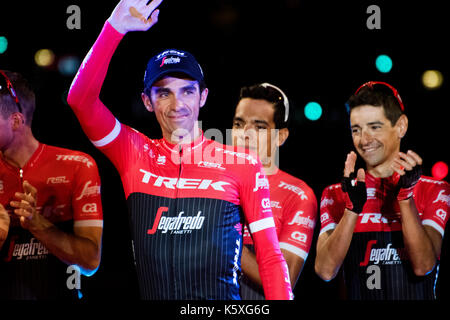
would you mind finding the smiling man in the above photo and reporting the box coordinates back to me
[315,81,450,300]
[66,0,292,300]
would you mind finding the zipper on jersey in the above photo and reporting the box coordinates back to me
[171,144,183,298]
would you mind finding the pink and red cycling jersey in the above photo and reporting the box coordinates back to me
[241,169,317,299]
[0,144,103,299]
[67,21,292,300]
[320,171,450,299]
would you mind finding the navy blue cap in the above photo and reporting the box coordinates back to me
[143,49,204,91]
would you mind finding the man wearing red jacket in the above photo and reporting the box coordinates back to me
[0,70,103,299]
[315,81,450,299]
[67,0,292,300]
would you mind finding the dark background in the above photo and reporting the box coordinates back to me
[1,0,449,303]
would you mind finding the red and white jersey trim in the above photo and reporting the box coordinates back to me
[91,118,121,147]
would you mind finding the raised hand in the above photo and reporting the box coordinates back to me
[108,0,164,34]
[392,150,422,200]
[341,151,367,214]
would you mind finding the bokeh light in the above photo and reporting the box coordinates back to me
[0,36,8,54]
[432,161,448,180]
[375,54,393,73]
[34,49,55,67]
[422,70,443,90]
[304,102,322,121]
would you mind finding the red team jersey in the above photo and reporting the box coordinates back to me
[241,169,317,299]
[320,171,450,299]
[67,21,292,300]
[0,143,103,299]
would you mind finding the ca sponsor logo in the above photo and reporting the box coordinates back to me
[82,203,98,213]
[320,212,330,223]
[261,198,271,209]
[290,231,307,243]
[147,207,206,235]
[436,209,447,221]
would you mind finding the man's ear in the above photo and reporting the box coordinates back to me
[199,88,208,108]
[277,128,289,147]
[396,114,408,139]
[141,92,154,112]
[11,112,25,130]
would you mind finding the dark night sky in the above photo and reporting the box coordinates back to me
[1,0,449,305]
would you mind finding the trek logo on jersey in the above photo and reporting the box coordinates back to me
[139,169,230,191]
[147,207,205,235]
[56,154,93,168]
[253,172,269,192]
[278,181,308,200]
[360,240,407,266]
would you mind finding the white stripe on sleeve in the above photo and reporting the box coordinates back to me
[422,219,445,237]
[248,217,275,234]
[91,118,121,147]
[74,220,104,228]
[279,242,308,260]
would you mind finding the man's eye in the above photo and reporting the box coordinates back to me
[233,122,243,128]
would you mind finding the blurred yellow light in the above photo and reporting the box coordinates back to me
[422,70,443,89]
[34,49,55,67]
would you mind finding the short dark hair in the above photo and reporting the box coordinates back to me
[239,83,290,129]
[346,83,404,126]
[0,71,35,126]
